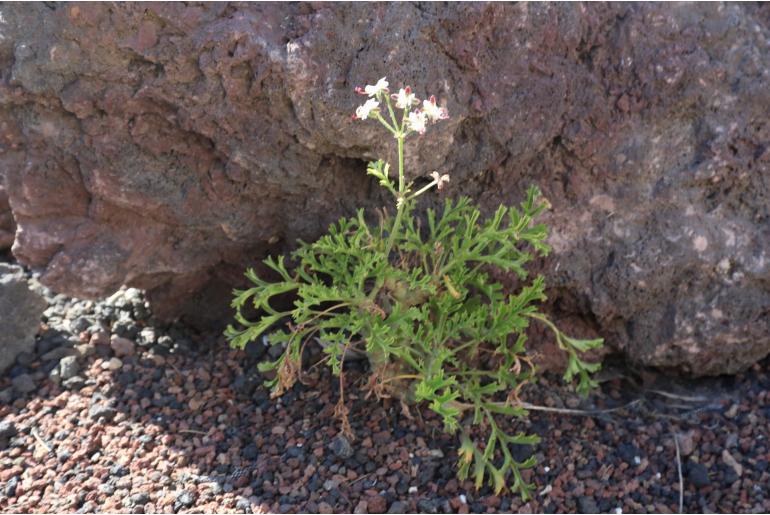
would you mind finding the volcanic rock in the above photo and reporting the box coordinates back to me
[0,264,46,373]
[0,3,768,374]
[0,182,14,251]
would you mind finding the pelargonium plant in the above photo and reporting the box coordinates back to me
[226,77,603,498]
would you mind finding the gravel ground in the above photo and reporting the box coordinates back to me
[1,263,770,514]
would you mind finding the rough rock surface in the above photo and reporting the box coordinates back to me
[0,186,14,251]
[0,3,768,374]
[0,166,14,250]
[0,264,46,373]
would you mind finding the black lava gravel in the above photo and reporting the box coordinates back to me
[1,262,770,513]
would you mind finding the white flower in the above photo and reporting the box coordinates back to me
[364,77,389,97]
[430,172,449,189]
[407,110,427,134]
[392,86,417,109]
[422,95,449,122]
[430,171,450,190]
[355,98,380,120]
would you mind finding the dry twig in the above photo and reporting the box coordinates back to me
[515,399,642,416]
[673,432,684,514]
[647,389,708,403]
[31,428,53,453]
[178,429,210,435]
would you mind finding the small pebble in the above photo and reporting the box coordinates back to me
[174,490,196,510]
[329,435,354,459]
[0,420,17,439]
[101,357,123,370]
[11,373,36,393]
[110,335,136,357]
[687,460,711,488]
[89,404,117,421]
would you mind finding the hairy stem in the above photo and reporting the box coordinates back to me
[384,92,399,132]
[383,135,406,263]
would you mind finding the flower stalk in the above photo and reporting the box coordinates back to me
[384,133,406,259]
[353,79,451,262]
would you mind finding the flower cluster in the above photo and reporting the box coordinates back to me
[353,77,449,135]
[354,77,452,206]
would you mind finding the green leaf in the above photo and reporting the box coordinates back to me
[491,468,506,495]
[257,360,278,373]
[507,432,541,446]
[563,335,604,353]
[485,403,527,417]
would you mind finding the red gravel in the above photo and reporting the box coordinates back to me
[2,334,770,514]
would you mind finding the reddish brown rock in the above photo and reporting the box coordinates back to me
[0,183,14,250]
[0,3,768,374]
[366,494,387,514]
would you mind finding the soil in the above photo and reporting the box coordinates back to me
[1,262,769,514]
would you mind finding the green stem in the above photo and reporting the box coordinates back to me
[384,135,406,258]
[525,312,564,349]
[384,93,399,132]
[397,133,405,192]
[385,207,404,258]
[368,134,406,303]
[406,179,438,202]
[374,113,396,134]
